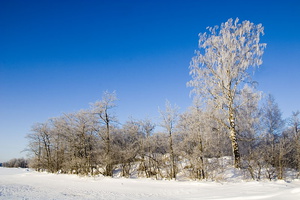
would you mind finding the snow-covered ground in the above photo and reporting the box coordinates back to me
[1,167,300,200]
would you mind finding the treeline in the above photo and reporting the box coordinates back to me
[26,19,300,181]
[25,91,300,180]
[2,158,28,168]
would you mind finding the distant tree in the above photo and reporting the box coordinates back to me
[290,111,300,175]
[146,131,168,179]
[177,104,206,180]
[232,86,263,179]
[26,127,43,170]
[187,18,266,168]
[61,111,98,175]
[91,91,118,177]
[3,158,28,168]
[30,122,54,172]
[159,100,179,179]
[137,118,156,178]
[261,94,285,139]
[115,119,142,177]
[260,94,285,179]
[290,111,300,136]
[236,85,261,156]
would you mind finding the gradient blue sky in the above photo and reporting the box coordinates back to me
[1,0,299,162]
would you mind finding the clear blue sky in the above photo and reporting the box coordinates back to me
[0,0,299,162]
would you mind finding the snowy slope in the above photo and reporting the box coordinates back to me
[0,167,300,200]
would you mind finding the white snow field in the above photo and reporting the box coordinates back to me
[1,167,300,200]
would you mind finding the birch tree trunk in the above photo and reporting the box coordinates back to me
[229,113,240,168]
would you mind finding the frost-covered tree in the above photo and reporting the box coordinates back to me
[188,18,266,168]
[233,86,263,179]
[260,94,286,179]
[289,111,300,175]
[138,118,156,177]
[177,104,206,179]
[61,110,98,174]
[30,122,54,172]
[2,158,28,168]
[261,94,285,139]
[159,100,179,179]
[26,127,43,170]
[115,119,142,177]
[47,117,66,173]
[236,85,261,155]
[91,91,118,177]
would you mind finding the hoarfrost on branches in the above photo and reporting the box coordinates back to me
[187,18,266,168]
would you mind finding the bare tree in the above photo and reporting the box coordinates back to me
[48,117,66,173]
[26,129,43,171]
[137,118,156,178]
[187,18,266,168]
[236,85,261,152]
[30,122,54,172]
[290,111,300,174]
[159,100,179,179]
[91,91,118,177]
[61,111,98,175]
[3,158,28,168]
[177,105,206,180]
[114,119,142,177]
[260,94,285,179]
[234,85,263,177]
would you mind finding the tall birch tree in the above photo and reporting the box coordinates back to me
[188,18,266,168]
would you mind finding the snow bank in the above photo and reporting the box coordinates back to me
[0,167,300,200]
